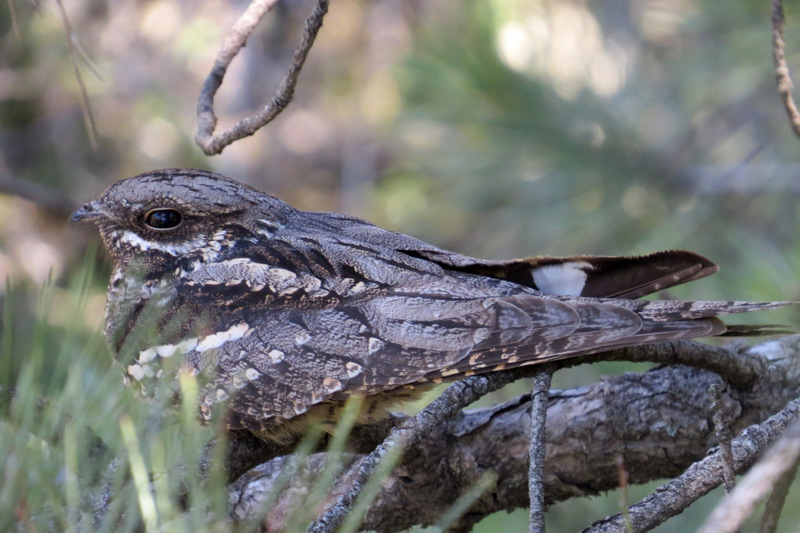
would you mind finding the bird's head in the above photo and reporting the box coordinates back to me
[70,168,295,270]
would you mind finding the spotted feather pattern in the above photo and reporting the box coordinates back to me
[70,169,792,441]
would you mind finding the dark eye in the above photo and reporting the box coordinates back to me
[144,208,182,230]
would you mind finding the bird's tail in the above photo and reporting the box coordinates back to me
[421,299,793,382]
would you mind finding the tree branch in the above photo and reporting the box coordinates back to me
[696,415,800,533]
[709,383,737,492]
[771,0,800,139]
[758,450,798,533]
[195,0,330,155]
[228,336,800,532]
[586,397,800,533]
[223,337,800,481]
[306,371,517,533]
[528,366,553,533]
[602,340,763,388]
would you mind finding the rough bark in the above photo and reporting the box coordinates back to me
[227,335,800,532]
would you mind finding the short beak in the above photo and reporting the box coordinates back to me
[69,201,106,223]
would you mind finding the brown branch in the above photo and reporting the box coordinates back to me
[306,371,517,533]
[772,0,800,139]
[602,339,763,387]
[228,337,800,532]
[195,0,330,155]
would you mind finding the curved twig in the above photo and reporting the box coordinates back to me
[771,0,800,139]
[195,0,330,155]
[603,340,764,388]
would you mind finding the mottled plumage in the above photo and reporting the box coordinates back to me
[70,169,787,442]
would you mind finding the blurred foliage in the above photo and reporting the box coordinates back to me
[2,0,800,530]
[0,257,374,532]
[0,258,233,532]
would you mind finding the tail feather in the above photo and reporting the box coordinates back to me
[419,299,791,383]
[573,298,794,321]
[716,323,797,336]
[422,316,722,381]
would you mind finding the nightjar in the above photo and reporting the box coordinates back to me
[70,168,788,442]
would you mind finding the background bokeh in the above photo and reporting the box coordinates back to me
[2,0,800,530]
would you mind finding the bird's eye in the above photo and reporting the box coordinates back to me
[144,208,183,230]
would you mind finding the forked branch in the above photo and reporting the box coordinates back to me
[195,0,330,155]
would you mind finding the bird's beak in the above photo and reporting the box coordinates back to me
[69,201,106,223]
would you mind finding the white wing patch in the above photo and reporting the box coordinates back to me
[532,261,592,296]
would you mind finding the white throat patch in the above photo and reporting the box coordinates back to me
[115,231,212,257]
